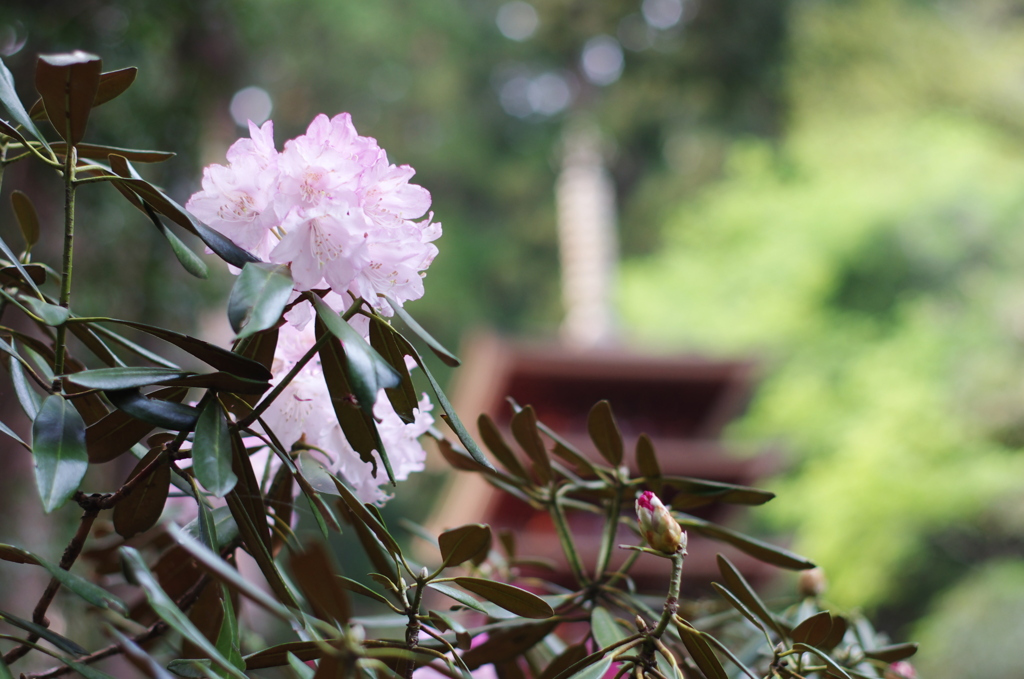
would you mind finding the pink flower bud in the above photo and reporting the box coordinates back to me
[884,661,916,679]
[636,491,685,554]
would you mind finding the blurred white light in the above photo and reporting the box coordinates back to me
[618,14,655,51]
[496,2,539,41]
[500,75,534,118]
[527,72,572,116]
[0,23,27,57]
[230,86,273,127]
[581,36,624,87]
[642,0,684,30]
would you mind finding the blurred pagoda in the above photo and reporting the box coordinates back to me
[426,124,780,593]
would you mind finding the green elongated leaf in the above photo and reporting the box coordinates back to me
[65,366,190,390]
[336,498,398,583]
[0,543,125,614]
[698,630,761,679]
[0,232,43,297]
[337,576,393,606]
[215,589,245,672]
[636,433,660,479]
[10,190,40,251]
[394,332,494,470]
[315,318,394,484]
[0,263,47,289]
[710,583,766,634]
[9,354,41,420]
[0,608,87,656]
[330,475,402,556]
[590,607,626,650]
[368,318,418,423]
[0,55,49,147]
[792,611,834,649]
[120,547,248,679]
[0,544,39,565]
[289,542,351,625]
[86,386,186,463]
[94,319,272,380]
[109,628,177,679]
[35,51,102,145]
[439,524,492,568]
[792,643,852,679]
[426,582,488,614]
[384,295,460,367]
[66,322,122,367]
[106,388,199,432]
[287,652,316,679]
[862,643,919,663]
[462,621,558,669]
[182,506,239,552]
[228,430,271,548]
[23,298,69,326]
[228,262,293,338]
[113,446,169,539]
[453,578,553,619]
[562,656,612,679]
[477,414,528,479]
[715,554,786,640]
[587,401,622,466]
[675,622,729,679]
[141,205,207,279]
[510,405,551,484]
[32,394,88,513]
[664,476,775,508]
[428,609,471,648]
[677,515,816,570]
[57,142,174,164]
[91,324,180,369]
[313,296,400,411]
[0,419,28,449]
[0,653,14,679]
[242,641,337,669]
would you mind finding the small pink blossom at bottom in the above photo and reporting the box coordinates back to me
[885,661,916,679]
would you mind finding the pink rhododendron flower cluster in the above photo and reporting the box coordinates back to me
[260,298,434,505]
[187,114,440,311]
[187,116,441,503]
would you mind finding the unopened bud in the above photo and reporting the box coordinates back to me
[635,615,648,632]
[884,661,916,679]
[797,567,827,598]
[636,491,685,554]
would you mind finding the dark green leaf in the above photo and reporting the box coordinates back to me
[289,542,351,625]
[242,641,335,669]
[286,652,316,679]
[792,611,834,649]
[587,401,622,466]
[636,433,660,480]
[439,524,492,568]
[316,317,391,482]
[9,354,41,420]
[23,298,69,326]
[678,515,816,570]
[66,322,122,367]
[384,295,460,367]
[510,405,551,484]
[35,51,102,145]
[32,394,88,513]
[590,607,626,650]
[10,190,39,251]
[478,414,528,479]
[676,622,729,679]
[226,431,271,550]
[0,608,87,656]
[86,386,186,463]
[106,388,199,432]
[141,205,207,279]
[0,263,47,289]
[0,232,43,297]
[109,628,176,679]
[562,656,613,679]
[0,544,38,565]
[120,547,248,679]
[710,583,766,634]
[426,582,488,614]
[0,55,48,148]
[0,419,28,449]
[664,476,774,508]
[369,318,418,423]
[113,446,169,539]
[716,554,786,640]
[537,643,588,679]
[862,643,918,663]
[337,576,393,606]
[215,592,245,672]
[161,371,269,394]
[391,332,494,470]
[54,141,173,163]
[65,366,189,390]
[453,578,553,619]
[698,631,761,679]
[228,262,293,338]
[330,474,402,556]
[462,621,558,669]
[93,66,137,106]
[792,643,852,679]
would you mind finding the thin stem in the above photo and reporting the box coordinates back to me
[652,550,685,639]
[52,147,77,383]
[3,508,98,665]
[595,472,623,580]
[550,483,589,585]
